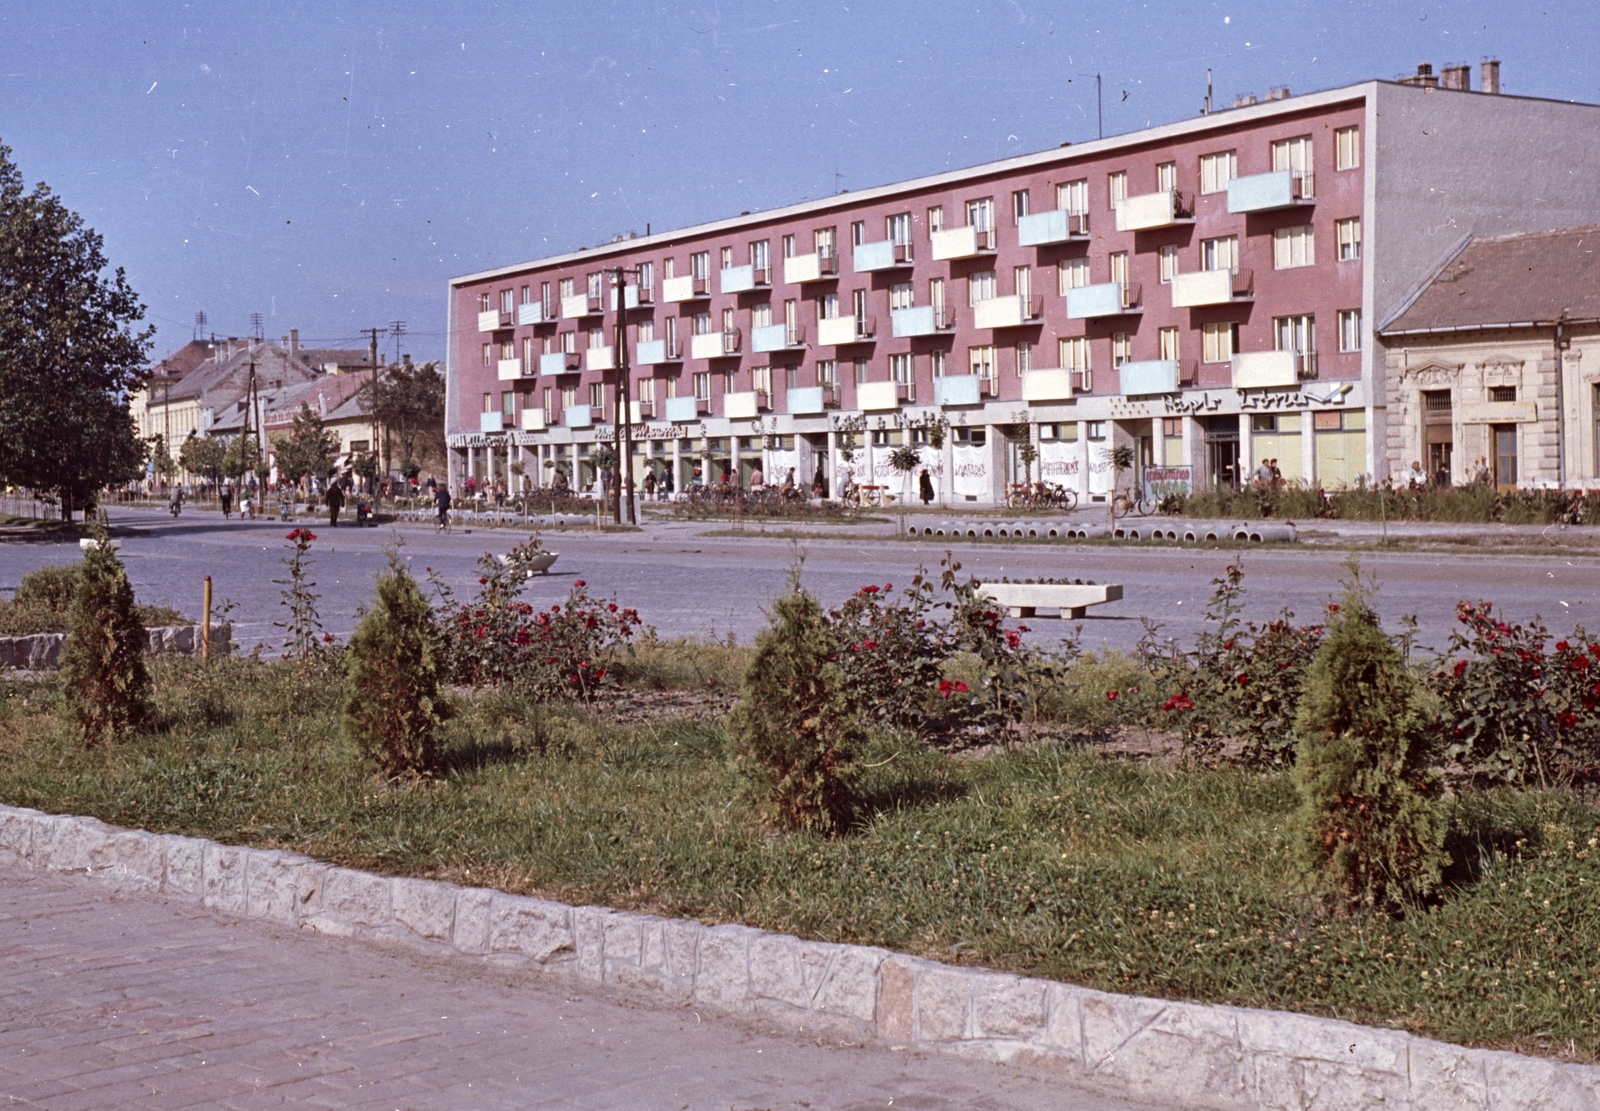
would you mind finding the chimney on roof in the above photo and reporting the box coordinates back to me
[1232,93,1258,108]
[289,328,300,359]
[1266,86,1290,101]
[1398,63,1439,88]
[1440,63,1471,91]
[1481,58,1500,94]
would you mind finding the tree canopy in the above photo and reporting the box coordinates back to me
[363,360,443,472]
[0,142,152,515]
[272,402,339,484]
[178,433,225,485]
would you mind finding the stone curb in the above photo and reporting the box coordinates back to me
[0,623,231,670]
[1,802,1594,1110]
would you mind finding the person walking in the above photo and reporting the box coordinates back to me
[433,482,452,532]
[219,482,233,520]
[919,467,935,505]
[326,480,344,528]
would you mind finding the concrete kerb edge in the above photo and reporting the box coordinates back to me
[4,802,1596,1111]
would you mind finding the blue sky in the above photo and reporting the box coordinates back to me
[2,1,1596,362]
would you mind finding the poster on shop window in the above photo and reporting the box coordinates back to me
[952,442,988,500]
[1037,440,1080,494]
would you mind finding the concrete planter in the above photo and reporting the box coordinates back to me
[0,802,1594,1109]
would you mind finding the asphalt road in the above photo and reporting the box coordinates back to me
[0,507,1596,658]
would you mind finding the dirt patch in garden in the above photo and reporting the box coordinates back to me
[593,687,737,725]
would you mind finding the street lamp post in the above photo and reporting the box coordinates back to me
[609,266,640,526]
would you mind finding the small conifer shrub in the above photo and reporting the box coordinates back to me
[728,580,864,834]
[1293,582,1446,910]
[61,536,150,746]
[343,553,448,775]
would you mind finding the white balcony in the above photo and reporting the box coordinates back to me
[724,391,769,420]
[930,226,995,260]
[1231,350,1297,389]
[751,323,805,353]
[516,303,548,326]
[496,358,526,381]
[817,315,875,346]
[973,295,1043,330]
[520,408,547,432]
[934,375,983,407]
[585,346,615,372]
[852,241,913,272]
[540,352,580,374]
[1118,360,1181,396]
[891,305,954,337]
[690,330,741,360]
[719,265,769,294]
[561,293,603,319]
[1227,170,1314,214]
[608,285,651,311]
[857,381,907,410]
[782,252,839,285]
[477,310,502,333]
[1016,210,1090,247]
[1066,282,1141,319]
[663,396,706,422]
[635,339,679,365]
[1170,268,1254,308]
[564,405,593,428]
[479,411,505,434]
[661,275,710,303]
[1114,190,1194,232]
[1021,369,1075,402]
[786,385,837,414]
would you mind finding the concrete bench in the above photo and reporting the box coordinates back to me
[974,582,1123,619]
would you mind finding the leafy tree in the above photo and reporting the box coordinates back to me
[0,143,152,518]
[727,576,864,834]
[363,361,443,474]
[344,551,448,775]
[61,535,150,746]
[178,433,226,485]
[220,434,260,482]
[1293,575,1447,911]
[271,402,338,484]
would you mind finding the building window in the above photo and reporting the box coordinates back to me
[1490,385,1517,403]
[481,343,492,367]
[1014,265,1031,300]
[969,270,997,305]
[1203,322,1237,363]
[540,281,551,311]
[637,262,653,293]
[1338,309,1362,352]
[1159,245,1179,284]
[890,282,914,310]
[482,391,492,413]
[854,357,870,385]
[752,365,772,395]
[1163,417,1183,438]
[965,198,994,232]
[1199,150,1237,194]
[560,385,577,410]
[784,299,799,344]
[750,239,769,271]
[850,221,865,247]
[1336,217,1362,261]
[969,345,997,380]
[720,246,733,270]
[522,336,534,367]
[931,350,947,378]
[722,306,737,335]
[1156,161,1177,193]
[785,366,798,390]
[1273,225,1315,269]
[693,372,712,401]
[559,277,575,299]
[1060,337,1090,372]
[819,293,839,321]
[500,339,515,361]
[1057,179,1088,214]
[1111,333,1131,367]
[664,316,678,358]
[690,251,709,280]
[639,378,656,407]
[1271,135,1315,196]
[589,327,605,350]
[543,386,553,419]
[890,353,913,385]
[587,272,603,298]
[1016,341,1032,375]
[639,318,657,343]
[1109,251,1129,286]
[693,311,712,336]
[1159,327,1180,361]
[1275,314,1316,378]
[813,227,836,256]
[887,213,913,257]
[478,292,491,313]
[561,331,577,354]
[782,234,796,258]
[1012,189,1030,223]
[927,205,944,234]
[1086,421,1106,441]
[750,302,771,329]
[1335,125,1361,171]
[1057,257,1090,293]
[1201,235,1239,272]
[817,359,837,387]
[589,382,605,410]
[851,289,868,328]
[929,277,946,314]
[500,288,513,314]
[1107,171,1127,208]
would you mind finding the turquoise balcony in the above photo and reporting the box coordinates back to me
[786,385,837,415]
[934,375,983,407]
[540,352,580,374]
[719,265,768,294]
[663,396,705,423]
[891,305,954,337]
[751,323,804,353]
[1016,209,1090,246]
[635,339,679,366]
[1118,360,1181,396]
[564,405,593,429]
[852,240,912,272]
[1066,282,1139,319]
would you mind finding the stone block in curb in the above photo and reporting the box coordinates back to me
[161,835,205,897]
[573,906,612,981]
[1238,1007,1409,1111]
[609,918,697,1000]
[876,957,916,1045]
[1082,993,1248,1109]
[812,945,885,1024]
[694,923,758,1010]
[391,877,457,942]
[200,842,248,915]
[451,887,494,954]
[0,805,42,865]
[309,867,392,936]
[488,893,574,965]
[245,850,325,926]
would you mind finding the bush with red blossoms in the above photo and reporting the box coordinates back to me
[430,536,640,703]
[273,527,336,666]
[1429,601,1600,784]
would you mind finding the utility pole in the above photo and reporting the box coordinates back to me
[1097,74,1103,140]
[367,326,382,488]
[610,267,637,526]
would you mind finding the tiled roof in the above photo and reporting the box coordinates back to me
[1381,225,1600,334]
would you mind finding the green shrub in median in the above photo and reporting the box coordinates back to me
[1293,583,1447,910]
[60,537,151,746]
[728,580,864,834]
[343,553,449,775]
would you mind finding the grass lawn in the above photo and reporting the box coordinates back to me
[2,656,1598,1062]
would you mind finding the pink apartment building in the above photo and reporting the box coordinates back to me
[446,63,1600,504]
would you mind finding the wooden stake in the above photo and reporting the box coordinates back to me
[201,575,212,662]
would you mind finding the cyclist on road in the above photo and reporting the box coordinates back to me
[434,483,452,531]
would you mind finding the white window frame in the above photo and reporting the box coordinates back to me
[1012,189,1030,223]
[1107,171,1127,209]
[1057,257,1090,294]
[1335,126,1360,171]
[1156,161,1177,193]
[969,344,997,380]
[1057,179,1088,214]
[1273,225,1315,270]
[1338,309,1362,352]
[1202,235,1239,273]
[968,270,997,305]
[1202,322,1236,363]
[1158,245,1179,284]
[1111,333,1131,368]
[1109,251,1129,286]
[1199,151,1237,195]
[1336,217,1362,261]
[965,197,994,232]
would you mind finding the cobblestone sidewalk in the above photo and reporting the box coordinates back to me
[0,863,1151,1110]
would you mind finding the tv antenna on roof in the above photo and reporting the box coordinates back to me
[389,320,407,362]
[193,311,207,340]
[249,312,264,340]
